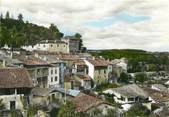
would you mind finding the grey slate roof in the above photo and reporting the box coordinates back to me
[112,84,148,98]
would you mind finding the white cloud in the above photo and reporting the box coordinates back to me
[1,0,169,51]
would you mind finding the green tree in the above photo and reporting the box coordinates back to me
[57,101,77,117]
[124,104,150,117]
[49,23,59,32]
[74,33,82,39]
[135,73,147,83]
[0,13,3,20]
[18,13,23,22]
[5,11,10,19]
[74,33,83,50]
[105,108,119,117]
[118,72,130,83]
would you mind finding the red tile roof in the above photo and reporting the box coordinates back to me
[87,59,111,67]
[73,93,103,112]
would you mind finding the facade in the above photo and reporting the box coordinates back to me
[22,40,69,53]
[63,36,80,53]
[16,56,50,88]
[84,59,112,85]
[111,58,128,73]
[72,60,88,75]
[37,55,65,88]
[103,84,150,111]
[0,68,33,110]
[73,74,92,90]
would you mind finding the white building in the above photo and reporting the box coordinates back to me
[103,84,150,111]
[22,40,69,53]
[38,55,65,88]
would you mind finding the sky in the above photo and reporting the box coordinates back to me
[0,0,169,52]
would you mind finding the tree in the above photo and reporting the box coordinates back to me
[124,104,150,117]
[49,23,59,32]
[57,101,77,117]
[74,33,83,50]
[118,72,130,83]
[5,11,10,19]
[105,108,119,117]
[0,13,3,20]
[18,13,23,22]
[135,73,147,83]
[74,33,82,39]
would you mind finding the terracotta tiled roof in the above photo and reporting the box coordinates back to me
[16,55,48,65]
[73,60,86,66]
[59,54,80,61]
[64,75,74,82]
[143,87,169,103]
[87,59,111,67]
[75,74,91,81]
[0,68,33,88]
[73,93,103,112]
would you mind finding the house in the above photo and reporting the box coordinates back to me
[22,40,69,53]
[72,93,115,115]
[73,74,92,90]
[0,68,33,110]
[16,55,50,88]
[31,87,51,106]
[143,87,169,107]
[84,59,112,85]
[64,74,80,90]
[50,87,80,103]
[64,74,75,89]
[37,55,65,88]
[151,84,169,93]
[111,58,128,73]
[103,84,150,111]
[63,36,81,53]
[72,60,88,75]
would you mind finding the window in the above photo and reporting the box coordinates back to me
[57,44,59,47]
[51,70,53,74]
[55,69,57,74]
[128,98,134,102]
[98,70,100,74]
[37,69,40,74]
[55,76,58,81]
[51,77,53,82]
[104,70,106,74]
[43,44,45,47]
[51,44,53,47]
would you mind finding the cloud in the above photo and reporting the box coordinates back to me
[1,0,169,51]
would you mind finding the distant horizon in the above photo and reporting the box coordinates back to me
[1,0,169,51]
[87,48,169,53]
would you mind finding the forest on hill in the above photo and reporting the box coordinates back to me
[0,12,82,48]
[90,49,169,72]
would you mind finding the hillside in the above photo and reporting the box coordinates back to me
[0,12,66,48]
[89,49,169,72]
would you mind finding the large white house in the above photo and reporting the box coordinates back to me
[22,40,69,53]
